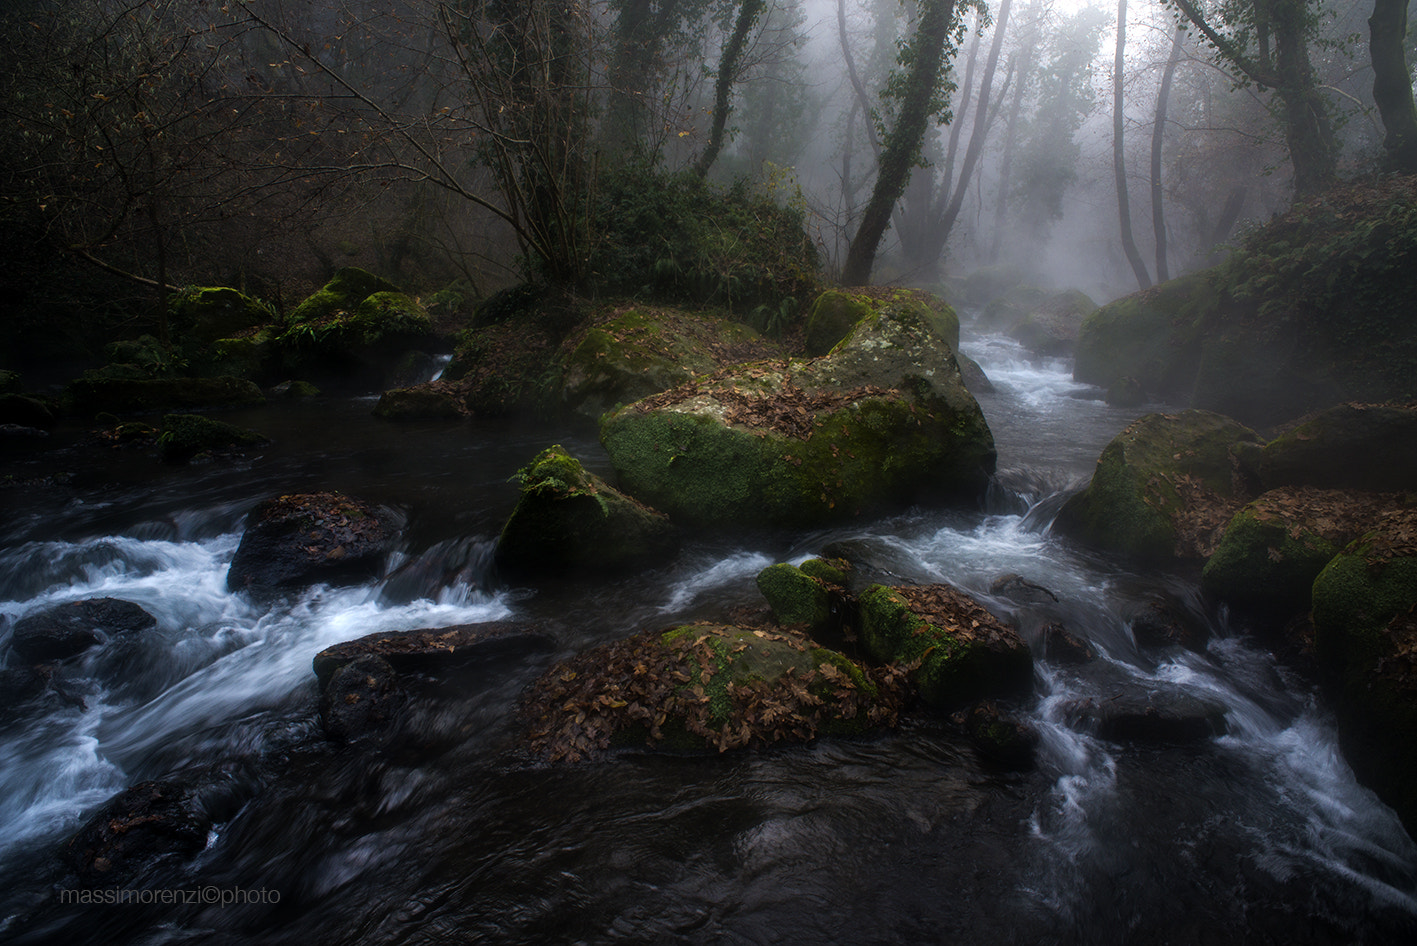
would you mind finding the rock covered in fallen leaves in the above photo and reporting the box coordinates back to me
[312,621,554,688]
[227,492,399,593]
[1252,402,1417,494]
[857,583,1033,710]
[319,655,407,742]
[559,306,783,420]
[11,598,156,662]
[600,296,995,528]
[1054,410,1261,563]
[1310,510,1417,833]
[1202,487,1398,615]
[66,780,211,885]
[521,623,906,761]
[494,445,678,577]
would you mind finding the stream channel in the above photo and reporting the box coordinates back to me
[2,318,1416,944]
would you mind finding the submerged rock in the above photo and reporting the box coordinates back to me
[11,598,156,662]
[1054,410,1260,563]
[521,623,903,760]
[494,445,678,577]
[312,621,555,689]
[66,780,211,885]
[601,294,995,528]
[959,700,1039,769]
[857,583,1033,710]
[227,492,398,593]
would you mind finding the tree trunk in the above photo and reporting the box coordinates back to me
[1369,0,1417,173]
[1151,24,1184,283]
[990,46,1031,264]
[1113,0,1151,289]
[841,0,958,287]
[695,0,767,178]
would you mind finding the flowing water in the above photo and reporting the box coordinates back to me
[1,325,1415,945]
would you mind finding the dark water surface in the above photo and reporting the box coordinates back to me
[2,330,1415,944]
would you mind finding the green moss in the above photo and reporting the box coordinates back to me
[1202,506,1341,612]
[1073,271,1217,392]
[756,563,831,629]
[169,287,274,346]
[157,413,268,462]
[1312,543,1417,674]
[286,268,401,326]
[804,291,873,356]
[799,557,850,586]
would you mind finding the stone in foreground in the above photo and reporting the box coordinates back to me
[227,492,398,593]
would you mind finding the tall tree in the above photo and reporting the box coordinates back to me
[695,0,768,177]
[1369,0,1417,173]
[1113,0,1151,289]
[1165,0,1337,195]
[1151,23,1185,282]
[841,0,960,286]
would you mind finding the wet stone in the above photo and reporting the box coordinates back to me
[312,621,554,689]
[66,780,211,885]
[319,655,407,742]
[10,598,157,663]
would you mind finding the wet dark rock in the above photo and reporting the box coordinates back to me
[1,423,49,439]
[66,780,211,885]
[1130,596,1210,653]
[0,393,55,428]
[1042,623,1095,664]
[0,664,52,717]
[1105,376,1145,408]
[1063,682,1228,743]
[268,380,320,399]
[373,382,467,420]
[958,353,995,394]
[319,655,407,742]
[959,700,1039,769]
[227,492,398,594]
[1255,402,1417,494]
[989,573,1059,605]
[312,621,554,689]
[11,598,157,662]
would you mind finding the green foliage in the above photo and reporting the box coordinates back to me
[104,335,186,378]
[582,162,819,314]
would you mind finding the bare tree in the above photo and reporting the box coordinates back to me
[1114,0,1151,289]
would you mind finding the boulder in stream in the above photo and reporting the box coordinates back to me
[494,445,678,577]
[156,412,268,463]
[372,382,468,420]
[959,700,1040,769]
[1250,402,1417,494]
[227,492,399,593]
[857,583,1033,710]
[600,293,995,528]
[312,621,555,689]
[1054,410,1261,563]
[319,655,408,742]
[66,780,211,885]
[11,598,156,662]
[521,623,904,760]
[1062,682,1229,743]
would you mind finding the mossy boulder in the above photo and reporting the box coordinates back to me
[285,267,401,325]
[372,382,467,420]
[559,306,779,419]
[169,287,273,347]
[803,287,960,357]
[600,296,994,528]
[1310,513,1417,833]
[803,290,872,356]
[1202,487,1391,615]
[495,445,678,577]
[1007,289,1098,357]
[61,376,265,417]
[207,329,281,382]
[1254,403,1417,493]
[521,623,901,760]
[1054,410,1261,563]
[227,492,398,593]
[156,413,268,463]
[279,270,433,387]
[857,583,1033,710]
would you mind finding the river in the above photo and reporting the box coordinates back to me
[1,322,1414,944]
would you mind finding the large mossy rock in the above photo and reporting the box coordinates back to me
[1054,410,1261,563]
[494,445,678,577]
[227,492,398,593]
[156,412,268,463]
[1310,512,1417,833]
[522,623,900,760]
[279,269,433,386]
[1007,289,1098,357]
[857,583,1033,710]
[803,287,960,357]
[1253,403,1417,493]
[62,376,265,417]
[600,296,995,528]
[559,306,780,418]
[372,382,467,420]
[1202,487,1395,615]
[1073,180,1417,425]
[169,287,273,347]
[755,559,850,637]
